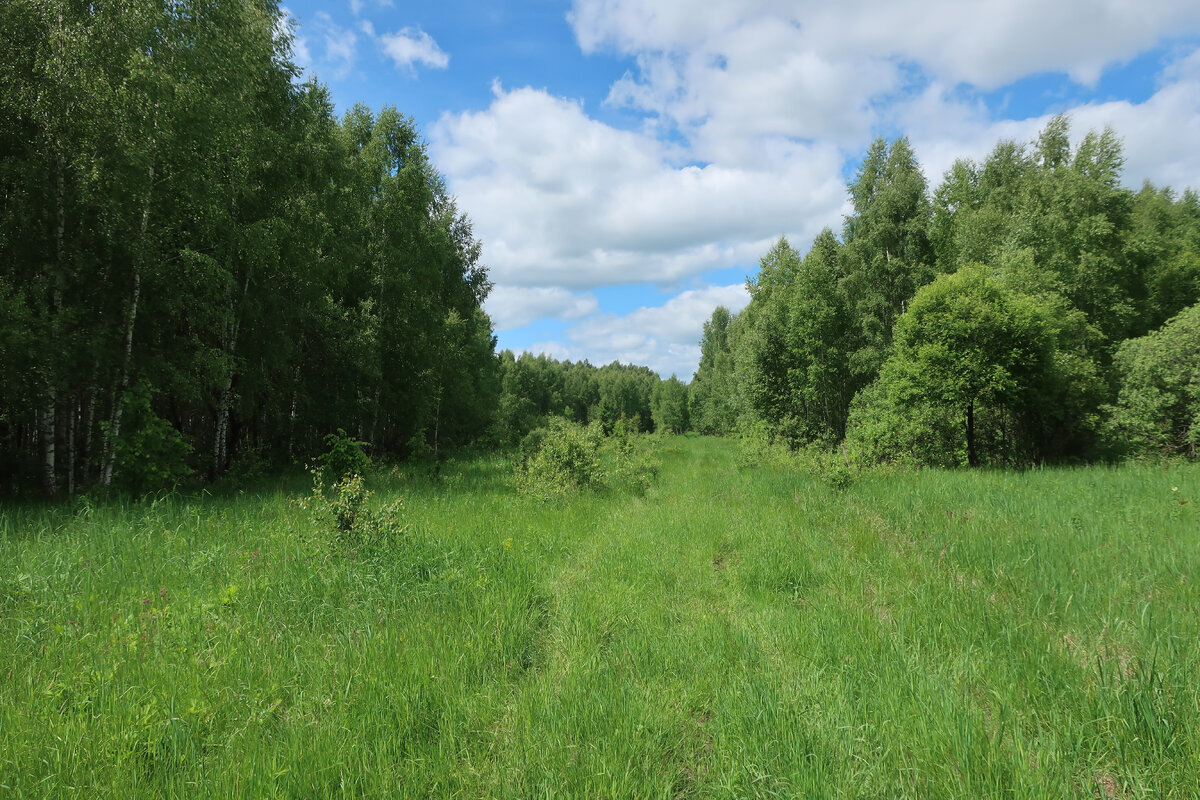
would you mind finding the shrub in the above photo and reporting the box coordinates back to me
[517,426,549,466]
[604,444,660,497]
[844,378,963,468]
[515,418,604,500]
[734,417,790,469]
[316,429,371,487]
[297,472,407,553]
[107,384,193,494]
[1105,302,1200,459]
[602,425,661,497]
[222,445,269,486]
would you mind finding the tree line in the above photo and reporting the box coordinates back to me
[0,0,497,497]
[492,351,690,445]
[6,2,1193,499]
[691,118,1200,466]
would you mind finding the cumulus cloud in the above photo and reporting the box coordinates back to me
[296,11,358,80]
[892,46,1200,192]
[569,0,1200,161]
[485,286,599,331]
[432,84,845,289]
[571,0,1200,88]
[1071,50,1200,192]
[518,284,751,378]
[379,27,450,71]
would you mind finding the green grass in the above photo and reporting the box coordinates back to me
[2,437,1198,798]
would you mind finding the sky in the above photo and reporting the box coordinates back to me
[279,0,1200,379]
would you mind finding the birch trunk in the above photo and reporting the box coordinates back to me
[42,153,67,497]
[101,167,149,486]
[212,269,249,479]
[82,381,97,489]
[101,267,140,486]
[40,390,57,498]
[67,398,75,498]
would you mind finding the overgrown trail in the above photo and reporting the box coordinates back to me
[1,438,1198,798]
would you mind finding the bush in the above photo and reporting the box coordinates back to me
[107,385,193,494]
[1105,302,1200,459]
[517,426,549,466]
[515,418,604,500]
[297,472,407,553]
[733,417,791,469]
[316,429,371,487]
[789,445,859,491]
[602,426,661,497]
[735,416,859,490]
[221,445,269,487]
[844,378,964,468]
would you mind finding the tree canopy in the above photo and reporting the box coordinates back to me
[697,117,1200,466]
[0,0,498,496]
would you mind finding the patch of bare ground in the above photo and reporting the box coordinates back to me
[1094,771,1123,799]
[1054,624,1136,680]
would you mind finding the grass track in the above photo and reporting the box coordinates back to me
[2,437,1198,798]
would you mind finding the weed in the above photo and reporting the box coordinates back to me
[297,472,407,552]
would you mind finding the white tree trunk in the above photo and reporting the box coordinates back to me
[102,162,151,486]
[40,390,56,497]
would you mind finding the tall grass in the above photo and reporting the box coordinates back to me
[1,439,1197,797]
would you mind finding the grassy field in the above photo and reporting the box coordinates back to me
[2,436,1198,798]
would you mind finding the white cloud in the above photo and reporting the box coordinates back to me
[569,0,1200,161]
[303,11,358,80]
[379,27,450,72]
[571,0,1200,89]
[349,0,393,15]
[433,84,846,289]
[892,47,1200,193]
[1071,52,1200,192]
[485,286,599,331]
[519,284,751,378]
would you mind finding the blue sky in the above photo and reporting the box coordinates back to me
[280,0,1200,379]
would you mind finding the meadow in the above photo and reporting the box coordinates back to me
[1,436,1198,798]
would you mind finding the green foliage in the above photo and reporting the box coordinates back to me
[492,351,665,445]
[601,427,661,497]
[316,429,371,487]
[690,306,741,435]
[846,265,1058,467]
[841,136,935,380]
[705,116,1199,471]
[736,232,853,447]
[107,385,193,495]
[1106,302,1200,459]
[845,376,965,468]
[220,446,270,487]
[608,415,641,454]
[514,417,661,499]
[733,417,858,489]
[517,425,549,466]
[298,472,408,552]
[650,375,690,434]
[733,417,785,470]
[0,0,498,497]
[515,418,605,500]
